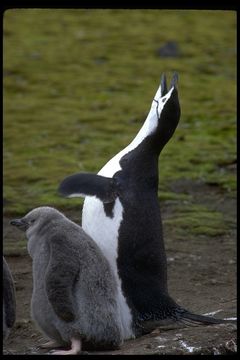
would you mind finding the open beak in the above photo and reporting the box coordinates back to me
[160,72,178,97]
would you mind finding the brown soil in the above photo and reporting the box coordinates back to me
[2,180,237,355]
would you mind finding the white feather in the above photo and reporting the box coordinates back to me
[82,197,134,339]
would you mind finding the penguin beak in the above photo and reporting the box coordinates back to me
[160,73,168,96]
[160,72,178,97]
[10,218,29,231]
[170,72,178,89]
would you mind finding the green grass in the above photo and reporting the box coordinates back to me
[164,203,234,238]
[3,9,236,216]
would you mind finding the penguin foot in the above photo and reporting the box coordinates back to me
[50,338,82,355]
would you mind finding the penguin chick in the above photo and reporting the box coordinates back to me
[3,256,16,341]
[10,206,123,355]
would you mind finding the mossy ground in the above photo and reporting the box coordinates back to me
[3,9,236,249]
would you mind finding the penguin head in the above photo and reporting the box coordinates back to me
[10,207,64,232]
[134,72,181,155]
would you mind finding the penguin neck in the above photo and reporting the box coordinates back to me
[99,106,177,179]
[123,113,175,165]
[127,121,164,159]
[120,136,162,176]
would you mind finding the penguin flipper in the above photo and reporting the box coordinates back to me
[58,173,117,203]
[45,235,79,322]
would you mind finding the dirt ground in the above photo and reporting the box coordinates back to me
[2,179,237,355]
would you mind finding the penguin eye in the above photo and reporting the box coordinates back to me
[30,219,36,224]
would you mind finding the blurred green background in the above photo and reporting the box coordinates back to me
[3,9,236,216]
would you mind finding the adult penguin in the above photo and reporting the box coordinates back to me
[3,256,16,340]
[59,73,233,338]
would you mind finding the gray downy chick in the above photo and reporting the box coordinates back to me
[3,256,16,341]
[10,206,123,355]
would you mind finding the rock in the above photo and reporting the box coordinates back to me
[156,41,180,57]
[87,322,237,355]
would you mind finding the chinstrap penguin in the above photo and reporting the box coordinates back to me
[10,206,123,354]
[3,256,16,341]
[59,73,235,338]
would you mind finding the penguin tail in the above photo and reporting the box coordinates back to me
[137,308,236,335]
[173,308,236,327]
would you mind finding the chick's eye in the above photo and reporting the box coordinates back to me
[30,219,35,223]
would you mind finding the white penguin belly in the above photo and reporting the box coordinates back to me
[82,196,134,339]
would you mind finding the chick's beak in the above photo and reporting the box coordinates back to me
[10,218,28,231]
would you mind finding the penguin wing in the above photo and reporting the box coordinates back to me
[45,235,80,322]
[3,258,16,328]
[58,172,118,203]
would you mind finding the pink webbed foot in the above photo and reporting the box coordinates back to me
[50,337,81,355]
